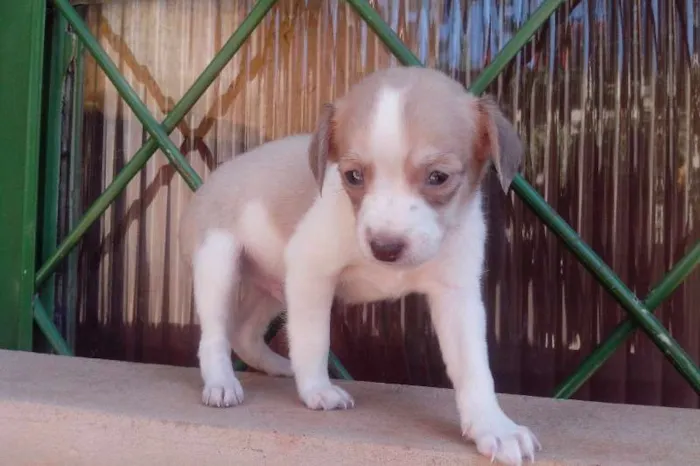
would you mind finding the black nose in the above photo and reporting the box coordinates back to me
[369,237,406,263]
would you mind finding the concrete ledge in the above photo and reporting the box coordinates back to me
[0,350,698,465]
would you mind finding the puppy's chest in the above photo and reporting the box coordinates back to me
[335,262,422,304]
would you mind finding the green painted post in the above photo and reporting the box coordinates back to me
[65,34,85,350]
[37,11,69,352]
[0,0,47,350]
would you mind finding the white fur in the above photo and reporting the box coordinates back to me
[238,200,287,285]
[193,228,292,407]
[367,86,407,169]
[182,68,538,466]
[194,229,244,407]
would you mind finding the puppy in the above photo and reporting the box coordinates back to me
[179,66,539,465]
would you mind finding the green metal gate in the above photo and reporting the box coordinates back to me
[1,0,698,400]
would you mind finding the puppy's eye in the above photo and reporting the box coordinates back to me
[426,170,449,186]
[344,169,364,186]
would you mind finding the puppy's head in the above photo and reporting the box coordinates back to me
[308,66,523,267]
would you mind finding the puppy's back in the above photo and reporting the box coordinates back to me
[179,134,318,264]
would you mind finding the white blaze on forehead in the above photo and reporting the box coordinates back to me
[368,86,407,176]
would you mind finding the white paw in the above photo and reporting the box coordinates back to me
[300,383,355,410]
[463,412,540,466]
[202,377,244,407]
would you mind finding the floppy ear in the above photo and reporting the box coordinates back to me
[475,95,524,193]
[308,103,336,192]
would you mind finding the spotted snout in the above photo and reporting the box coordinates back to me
[359,193,444,266]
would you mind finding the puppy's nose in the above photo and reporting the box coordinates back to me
[369,236,406,263]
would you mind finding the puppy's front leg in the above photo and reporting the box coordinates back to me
[428,286,540,465]
[285,265,354,411]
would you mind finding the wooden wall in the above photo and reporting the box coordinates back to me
[68,0,700,408]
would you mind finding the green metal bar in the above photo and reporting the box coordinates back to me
[52,0,203,191]
[36,0,279,288]
[329,352,354,380]
[468,0,566,96]
[514,176,700,393]
[232,359,249,372]
[33,298,73,356]
[345,0,422,66]
[65,32,85,351]
[347,0,700,391]
[0,0,47,350]
[37,11,68,353]
[555,241,700,398]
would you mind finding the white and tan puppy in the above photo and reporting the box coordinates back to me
[179,66,539,465]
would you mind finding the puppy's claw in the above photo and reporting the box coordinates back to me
[488,438,501,463]
[202,379,244,407]
[465,413,539,466]
[533,432,543,452]
[300,383,355,411]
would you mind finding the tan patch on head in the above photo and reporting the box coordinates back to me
[393,67,488,210]
[471,99,497,181]
[324,67,523,219]
[308,103,339,191]
[474,95,524,192]
[331,80,386,161]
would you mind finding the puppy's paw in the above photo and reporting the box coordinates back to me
[463,412,540,466]
[300,383,355,411]
[202,377,244,407]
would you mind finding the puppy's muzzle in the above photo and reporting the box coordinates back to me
[368,234,406,263]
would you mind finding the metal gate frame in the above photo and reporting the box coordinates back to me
[1,0,698,398]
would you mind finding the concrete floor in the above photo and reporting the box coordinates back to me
[0,349,698,465]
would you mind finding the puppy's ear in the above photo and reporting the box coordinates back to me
[308,103,336,192]
[475,95,524,192]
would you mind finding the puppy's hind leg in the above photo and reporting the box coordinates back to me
[231,283,293,378]
[194,229,244,407]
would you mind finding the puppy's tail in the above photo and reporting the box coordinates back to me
[230,281,293,378]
